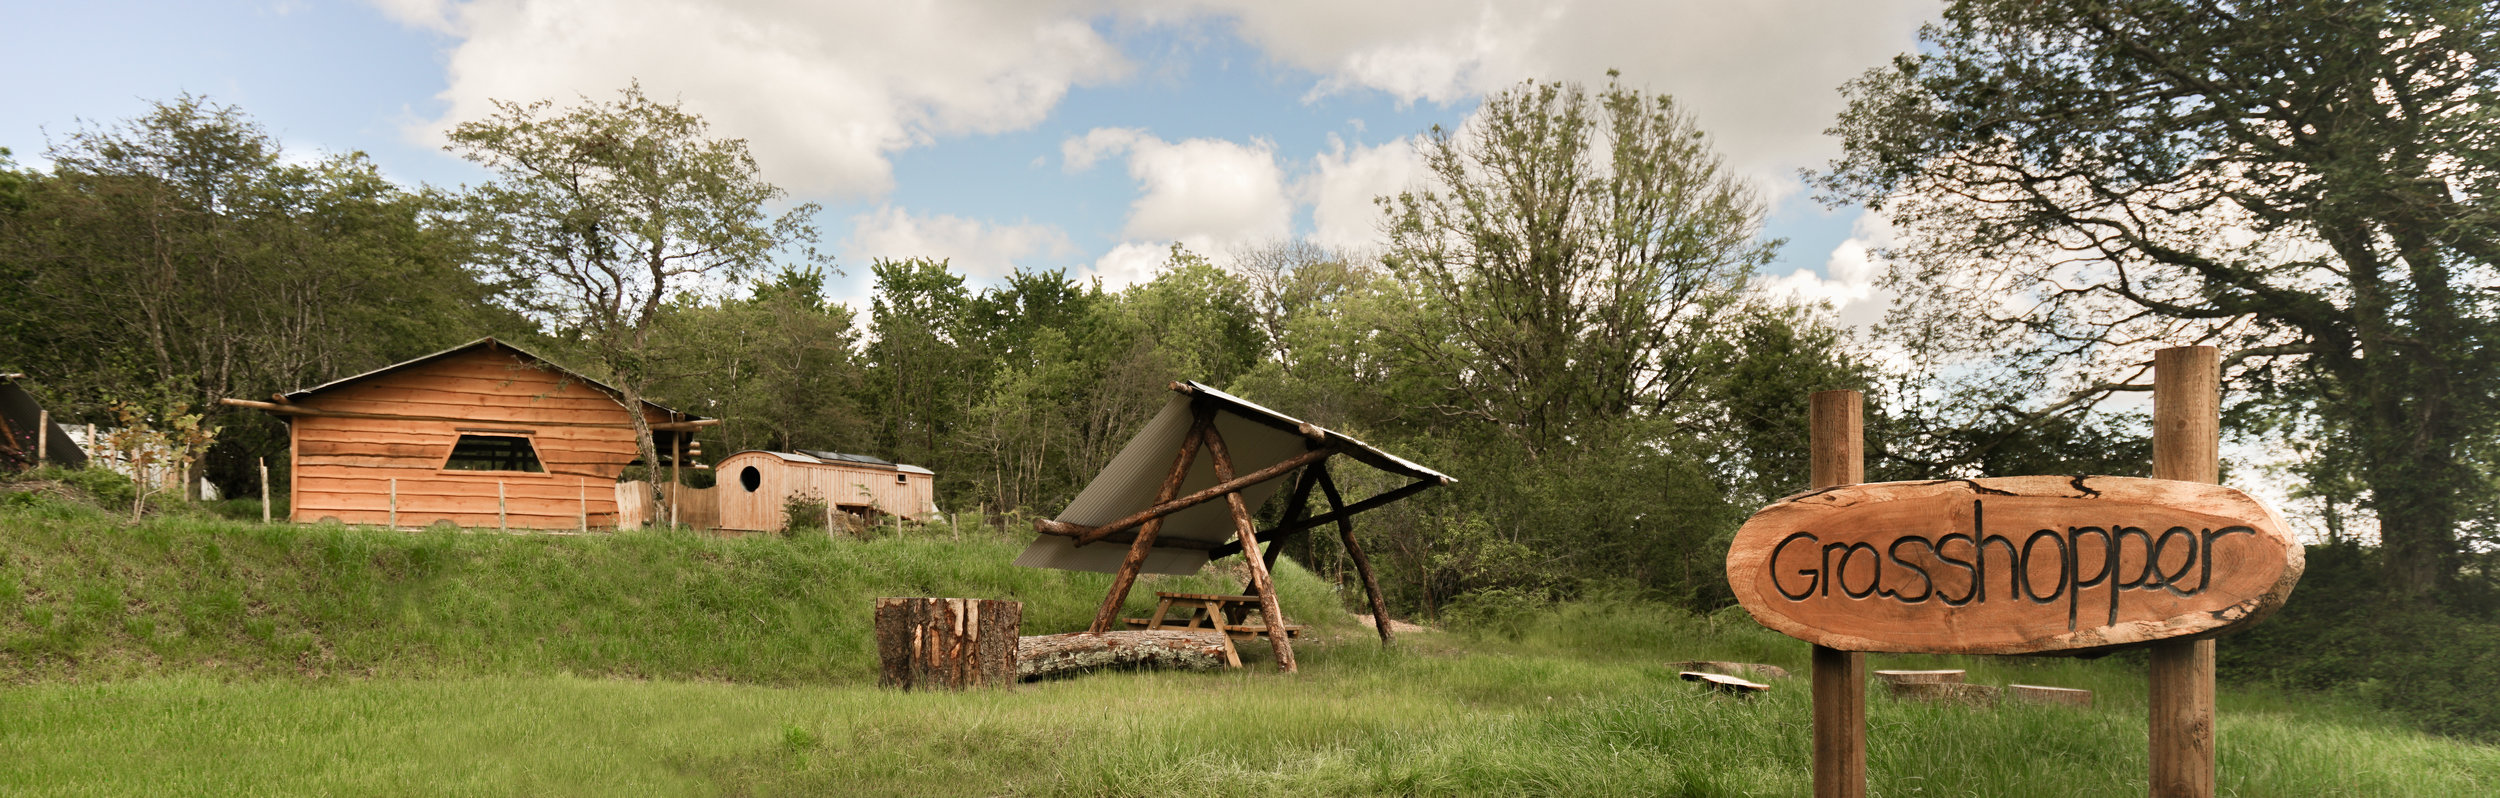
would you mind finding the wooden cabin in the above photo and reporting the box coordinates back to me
[714,449,936,532]
[229,338,707,530]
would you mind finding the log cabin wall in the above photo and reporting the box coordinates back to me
[714,451,937,532]
[286,347,675,530]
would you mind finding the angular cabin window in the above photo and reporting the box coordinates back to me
[442,434,545,473]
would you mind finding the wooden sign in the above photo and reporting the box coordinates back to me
[1728,475,2302,655]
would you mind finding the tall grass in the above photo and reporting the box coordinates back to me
[0,495,1348,683]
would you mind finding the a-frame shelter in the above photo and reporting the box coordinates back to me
[1013,381,1452,672]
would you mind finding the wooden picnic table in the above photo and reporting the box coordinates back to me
[1124,591,1305,668]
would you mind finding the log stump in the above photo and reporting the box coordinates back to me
[875,597,1021,690]
[2008,684,2094,708]
[1016,630,1231,681]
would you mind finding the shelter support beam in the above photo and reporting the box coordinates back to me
[1035,445,1334,546]
[1088,410,1212,634]
[1203,477,1439,560]
[1318,463,1395,647]
[1201,420,1297,673]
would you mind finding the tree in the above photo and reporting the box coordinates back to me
[1819,0,2500,600]
[0,97,506,498]
[1383,73,1775,458]
[447,82,820,507]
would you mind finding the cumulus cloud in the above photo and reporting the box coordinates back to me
[1759,209,1895,331]
[1063,127,1293,248]
[1087,241,1175,291]
[843,206,1078,280]
[1192,0,1936,186]
[391,0,1129,197]
[1297,133,1425,253]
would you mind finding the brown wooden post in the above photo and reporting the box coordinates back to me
[34,409,45,461]
[1201,421,1298,673]
[389,477,398,529]
[1317,464,1395,646]
[671,433,684,530]
[259,458,270,524]
[498,481,507,532]
[1809,389,1866,798]
[578,476,588,531]
[2151,346,2220,798]
[1088,411,1211,634]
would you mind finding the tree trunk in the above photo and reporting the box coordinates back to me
[875,597,1020,690]
[616,381,666,526]
[1015,630,1230,681]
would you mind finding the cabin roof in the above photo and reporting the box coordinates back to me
[729,449,933,475]
[283,337,699,420]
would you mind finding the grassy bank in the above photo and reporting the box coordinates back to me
[3,486,2496,796]
[0,493,1350,684]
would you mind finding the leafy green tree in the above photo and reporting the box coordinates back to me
[861,257,982,479]
[648,267,866,459]
[1819,0,2500,599]
[0,97,506,497]
[446,82,820,504]
[1383,73,1776,458]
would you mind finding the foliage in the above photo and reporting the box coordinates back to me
[446,82,822,509]
[2224,543,2500,742]
[1383,72,1774,458]
[1819,0,2500,600]
[0,465,137,510]
[0,96,511,496]
[101,398,217,519]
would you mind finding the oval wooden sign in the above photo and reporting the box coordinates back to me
[1727,476,2303,655]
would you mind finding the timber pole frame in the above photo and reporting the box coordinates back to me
[1087,408,1214,634]
[1199,410,1299,673]
[2150,346,2220,798]
[1809,390,1868,798]
[1316,462,1396,647]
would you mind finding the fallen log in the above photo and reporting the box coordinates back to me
[1017,630,1232,681]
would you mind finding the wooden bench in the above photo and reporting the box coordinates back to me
[1122,592,1305,667]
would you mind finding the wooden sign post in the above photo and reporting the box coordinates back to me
[2150,346,2218,798]
[1731,349,2300,795]
[1809,391,1866,798]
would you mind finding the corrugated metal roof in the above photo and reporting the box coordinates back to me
[1013,382,1450,575]
[730,449,932,475]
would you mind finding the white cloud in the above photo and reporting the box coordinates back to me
[844,206,1077,280]
[1191,0,1937,188]
[1298,133,1424,253]
[394,0,1129,197]
[1088,241,1173,290]
[1063,127,1293,248]
[1759,209,1895,331]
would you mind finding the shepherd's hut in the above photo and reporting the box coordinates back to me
[225,338,709,530]
[714,449,936,531]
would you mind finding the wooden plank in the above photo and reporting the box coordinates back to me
[1319,464,1396,647]
[2008,684,2095,708]
[1809,390,1866,798]
[2151,346,2220,798]
[1724,475,2301,654]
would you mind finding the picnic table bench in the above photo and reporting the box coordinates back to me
[1124,591,1306,668]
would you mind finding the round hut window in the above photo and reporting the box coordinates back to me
[740,465,762,492]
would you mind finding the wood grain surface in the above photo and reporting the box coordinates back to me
[1728,475,2302,655]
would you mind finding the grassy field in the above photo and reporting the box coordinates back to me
[3,483,2497,796]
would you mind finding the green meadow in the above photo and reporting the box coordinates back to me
[2,490,2494,796]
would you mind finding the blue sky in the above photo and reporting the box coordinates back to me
[4,0,1938,321]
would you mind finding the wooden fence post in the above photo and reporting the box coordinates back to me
[1810,389,1867,798]
[259,458,270,524]
[578,477,587,531]
[34,409,45,461]
[498,481,507,532]
[388,477,398,529]
[2151,346,2220,798]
